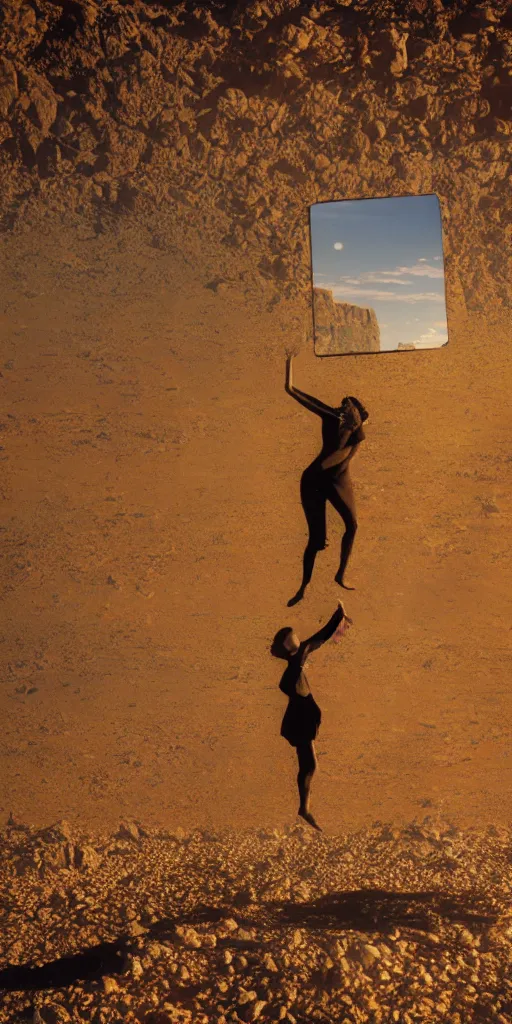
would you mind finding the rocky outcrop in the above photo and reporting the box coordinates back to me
[0,0,510,312]
[313,288,380,355]
[1,819,510,1023]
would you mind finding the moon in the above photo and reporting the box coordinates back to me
[333,242,344,250]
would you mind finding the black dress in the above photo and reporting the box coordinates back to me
[279,606,344,748]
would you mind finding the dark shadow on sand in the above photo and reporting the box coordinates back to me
[164,888,498,942]
[0,940,128,992]
[0,890,498,993]
[266,888,497,935]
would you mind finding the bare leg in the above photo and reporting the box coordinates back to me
[334,524,357,590]
[288,467,326,607]
[328,479,358,590]
[288,542,318,607]
[296,742,321,831]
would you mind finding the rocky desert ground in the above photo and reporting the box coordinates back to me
[2,818,512,1023]
[1,0,511,1020]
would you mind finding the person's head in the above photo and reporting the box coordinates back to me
[340,395,369,423]
[271,627,301,659]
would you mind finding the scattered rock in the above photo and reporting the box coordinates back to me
[251,999,268,1020]
[117,821,141,842]
[0,57,17,118]
[74,845,102,871]
[390,27,409,75]
[42,1008,72,1024]
[130,955,144,979]
[0,820,508,1023]
[128,920,148,937]
[175,925,202,948]
[103,976,119,994]
[207,279,229,295]
[458,927,478,947]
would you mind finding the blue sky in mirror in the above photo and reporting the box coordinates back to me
[310,194,448,352]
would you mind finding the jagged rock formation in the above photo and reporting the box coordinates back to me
[0,0,511,313]
[313,287,381,355]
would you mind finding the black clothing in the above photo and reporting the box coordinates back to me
[281,693,321,748]
[279,606,343,747]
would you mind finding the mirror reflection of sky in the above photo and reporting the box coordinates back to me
[310,194,448,352]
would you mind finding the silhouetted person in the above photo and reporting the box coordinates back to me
[271,600,351,832]
[285,352,368,606]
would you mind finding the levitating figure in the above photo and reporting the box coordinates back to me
[285,352,368,606]
[271,600,351,832]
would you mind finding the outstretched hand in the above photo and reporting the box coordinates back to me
[285,348,297,391]
[337,599,353,625]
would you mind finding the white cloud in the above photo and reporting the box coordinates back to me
[433,256,442,261]
[360,274,409,285]
[330,263,444,291]
[359,264,442,280]
[418,258,427,262]
[396,263,444,279]
[331,287,396,300]
[330,285,445,304]
[409,326,448,348]
[333,242,344,250]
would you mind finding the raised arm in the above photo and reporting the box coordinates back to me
[288,387,340,419]
[301,602,345,660]
[285,354,339,420]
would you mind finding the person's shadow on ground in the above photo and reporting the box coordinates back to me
[265,888,497,934]
[0,889,498,994]
[0,940,128,992]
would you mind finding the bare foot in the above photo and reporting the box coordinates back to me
[287,588,305,607]
[334,572,355,591]
[298,809,322,831]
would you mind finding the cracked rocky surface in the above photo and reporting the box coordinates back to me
[2,820,512,1023]
[0,0,510,313]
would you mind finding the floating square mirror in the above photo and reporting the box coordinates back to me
[310,194,449,356]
